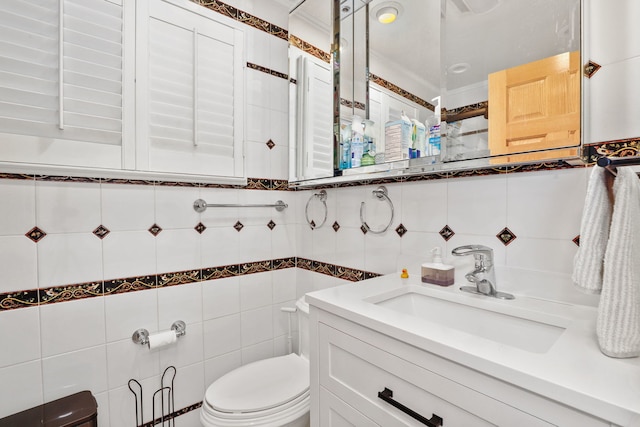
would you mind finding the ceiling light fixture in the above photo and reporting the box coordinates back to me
[376,6,398,24]
[448,62,470,74]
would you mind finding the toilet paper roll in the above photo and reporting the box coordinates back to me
[147,330,177,350]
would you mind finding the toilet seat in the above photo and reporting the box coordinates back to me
[201,353,310,427]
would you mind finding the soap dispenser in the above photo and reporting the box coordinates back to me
[421,247,454,286]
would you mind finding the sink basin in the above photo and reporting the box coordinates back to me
[365,286,569,353]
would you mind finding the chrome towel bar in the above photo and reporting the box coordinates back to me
[193,198,288,213]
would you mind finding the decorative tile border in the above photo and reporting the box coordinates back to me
[247,62,288,80]
[289,34,331,63]
[0,258,298,312]
[104,276,157,296]
[369,73,434,111]
[191,0,287,40]
[0,172,291,191]
[583,138,640,164]
[39,282,103,305]
[0,290,39,311]
[340,98,366,111]
[445,101,488,118]
[318,159,582,190]
[296,257,381,282]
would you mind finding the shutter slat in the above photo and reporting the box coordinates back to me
[0,71,57,96]
[0,101,57,124]
[64,57,122,82]
[65,98,121,120]
[64,29,122,59]
[64,111,121,132]
[0,0,124,146]
[0,87,57,109]
[0,40,57,68]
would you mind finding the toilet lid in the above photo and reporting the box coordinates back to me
[205,353,309,413]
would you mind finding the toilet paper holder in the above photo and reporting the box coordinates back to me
[132,321,187,346]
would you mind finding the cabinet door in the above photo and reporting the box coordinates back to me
[488,50,580,163]
[136,0,244,178]
[0,0,127,169]
[318,322,554,427]
[296,55,333,179]
[319,387,380,427]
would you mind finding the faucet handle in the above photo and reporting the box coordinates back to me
[451,244,493,259]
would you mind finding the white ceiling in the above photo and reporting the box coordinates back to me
[289,0,580,102]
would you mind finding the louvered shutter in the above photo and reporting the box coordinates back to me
[0,0,124,168]
[138,0,244,178]
[297,56,332,178]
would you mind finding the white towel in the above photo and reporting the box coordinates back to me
[572,166,611,294]
[598,167,640,358]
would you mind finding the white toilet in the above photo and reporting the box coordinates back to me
[200,296,310,427]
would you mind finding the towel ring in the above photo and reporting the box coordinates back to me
[360,186,394,234]
[305,190,328,229]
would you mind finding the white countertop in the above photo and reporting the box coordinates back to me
[306,267,640,426]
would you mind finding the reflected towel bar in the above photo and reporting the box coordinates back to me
[597,156,640,168]
[193,198,288,213]
[597,156,640,178]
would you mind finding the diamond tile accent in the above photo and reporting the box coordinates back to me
[266,139,275,149]
[195,222,206,234]
[234,221,244,232]
[332,221,340,232]
[439,225,455,241]
[584,60,601,78]
[93,225,110,239]
[395,224,407,237]
[309,220,316,229]
[25,227,46,243]
[573,235,580,247]
[497,227,517,246]
[267,220,276,230]
[360,225,368,234]
[148,224,163,236]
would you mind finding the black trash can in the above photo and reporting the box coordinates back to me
[0,390,98,427]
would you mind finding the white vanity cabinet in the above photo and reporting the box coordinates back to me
[311,309,613,427]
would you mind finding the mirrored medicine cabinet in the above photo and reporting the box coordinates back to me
[288,0,584,185]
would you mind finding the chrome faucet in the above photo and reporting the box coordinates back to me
[451,245,514,300]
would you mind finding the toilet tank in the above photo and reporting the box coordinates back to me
[295,296,310,360]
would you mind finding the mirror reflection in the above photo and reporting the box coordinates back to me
[288,0,582,183]
[442,0,581,165]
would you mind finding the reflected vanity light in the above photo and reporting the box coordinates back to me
[376,6,398,24]
[372,2,403,25]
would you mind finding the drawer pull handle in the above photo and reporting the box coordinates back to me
[377,387,444,427]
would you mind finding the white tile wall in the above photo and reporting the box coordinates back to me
[0,235,37,293]
[0,179,35,236]
[102,231,157,279]
[203,314,242,359]
[40,298,106,358]
[0,361,44,418]
[42,345,108,402]
[1,1,639,425]
[35,181,101,234]
[37,233,103,288]
[104,290,159,342]
[589,56,640,143]
[101,183,155,232]
[0,307,40,368]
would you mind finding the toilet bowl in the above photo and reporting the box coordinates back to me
[200,296,310,427]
